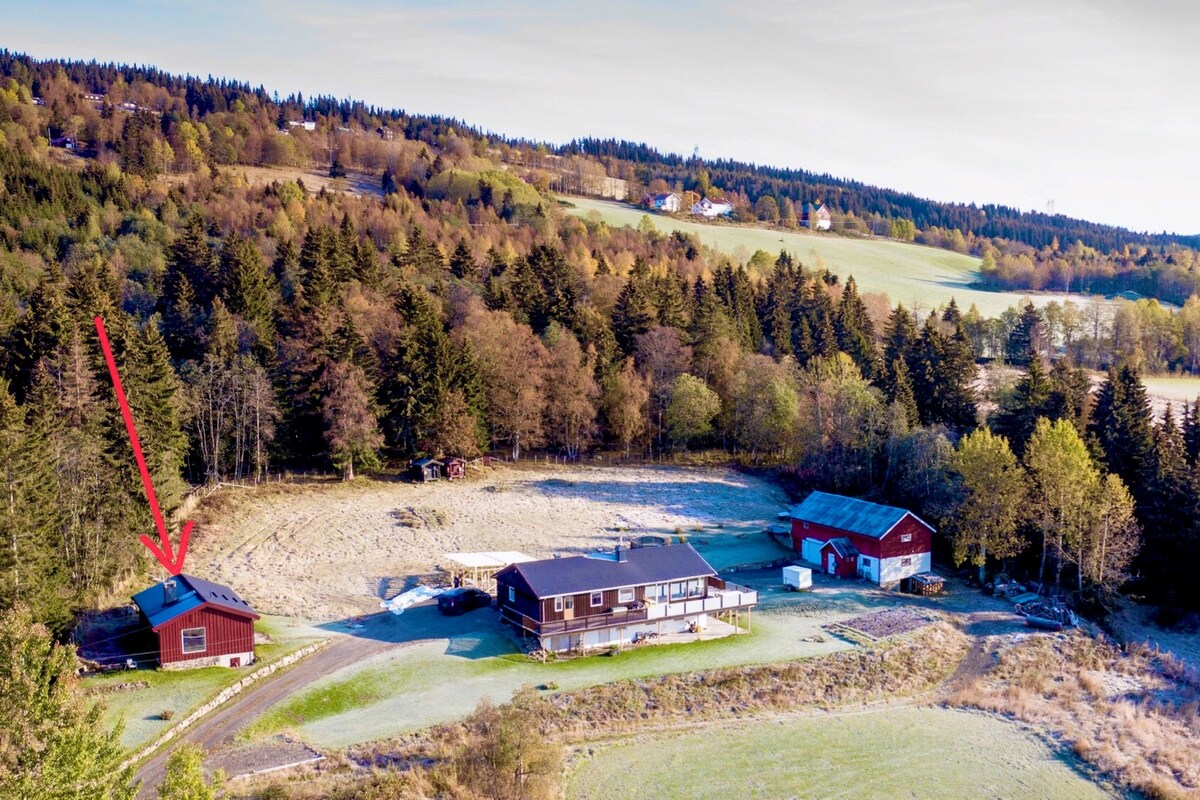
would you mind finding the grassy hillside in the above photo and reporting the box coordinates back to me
[565,197,1099,317]
[565,707,1112,800]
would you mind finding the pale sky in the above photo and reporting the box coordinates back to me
[3,0,1198,234]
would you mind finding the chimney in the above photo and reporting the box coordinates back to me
[615,544,628,563]
[162,578,177,605]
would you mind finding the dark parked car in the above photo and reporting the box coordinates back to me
[437,587,491,615]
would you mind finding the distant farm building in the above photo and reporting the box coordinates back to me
[287,120,317,132]
[642,192,681,213]
[802,203,832,230]
[691,197,734,218]
[131,575,258,669]
[789,491,933,588]
[445,457,467,480]
[50,136,77,151]
[496,543,757,653]
[411,457,443,482]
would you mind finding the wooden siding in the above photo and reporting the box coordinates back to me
[154,606,255,666]
[791,513,932,561]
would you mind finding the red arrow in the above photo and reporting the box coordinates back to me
[95,316,191,575]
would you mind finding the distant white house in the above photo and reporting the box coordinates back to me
[642,192,681,213]
[287,120,317,132]
[803,203,832,230]
[692,197,734,218]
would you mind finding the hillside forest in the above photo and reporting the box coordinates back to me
[1,53,1199,635]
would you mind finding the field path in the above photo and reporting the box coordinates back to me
[132,615,427,797]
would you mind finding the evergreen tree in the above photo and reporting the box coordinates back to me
[171,214,218,307]
[890,358,919,429]
[834,276,879,381]
[881,303,918,396]
[1006,302,1043,366]
[992,356,1052,455]
[220,233,276,356]
[1182,399,1200,465]
[1089,365,1154,495]
[612,274,653,355]
[449,240,476,281]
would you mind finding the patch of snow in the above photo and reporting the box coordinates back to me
[381,585,444,615]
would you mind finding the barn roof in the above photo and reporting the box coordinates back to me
[790,491,932,539]
[132,574,258,629]
[497,544,716,598]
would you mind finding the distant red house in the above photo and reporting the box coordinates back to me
[789,491,934,587]
[445,457,467,480]
[132,574,258,669]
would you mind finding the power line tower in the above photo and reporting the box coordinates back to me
[1047,199,1056,214]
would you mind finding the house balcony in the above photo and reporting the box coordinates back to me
[501,580,757,637]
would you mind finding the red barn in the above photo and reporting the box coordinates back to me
[132,574,259,669]
[789,491,934,587]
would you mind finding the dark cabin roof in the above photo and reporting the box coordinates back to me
[790,491,933,539]
[132,574,259,629]
[497,544,716,598]
[822,537,859,558]
[412,457,443,467]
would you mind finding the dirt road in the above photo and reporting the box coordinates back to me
[132,607,444,797]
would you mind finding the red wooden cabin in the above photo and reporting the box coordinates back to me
[132,574,259,669]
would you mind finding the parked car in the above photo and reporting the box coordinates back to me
[437,587,491,615]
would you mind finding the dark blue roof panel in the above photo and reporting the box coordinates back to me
[501,544,716,598]
[790,491,927,539]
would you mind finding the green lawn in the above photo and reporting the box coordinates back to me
[88,615,326,750]
[564,707,1114,800]
[564,196,1097,318]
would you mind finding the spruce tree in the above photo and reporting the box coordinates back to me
[1089,365,1154,494]
[449,240,476,281]
[835,276,880,381]
[171,214,218,306]
[992,356,1052,455]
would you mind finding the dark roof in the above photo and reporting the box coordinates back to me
[822,537,859,558]
[791,491,931,539]
[132,574,258,629]
[498,544,716,598]
[412,457,443,467]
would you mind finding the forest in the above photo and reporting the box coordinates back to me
[0,52,1198,638]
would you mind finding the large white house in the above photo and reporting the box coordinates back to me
[691,197,734,218]
[803,203,832,230]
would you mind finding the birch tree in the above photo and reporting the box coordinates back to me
[947,428,1027,583]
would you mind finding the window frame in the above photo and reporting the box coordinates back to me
[590,591,604,608]
[181,626,206,655]
[617,587,635,604]
[564,596,574,611]
[900,533,913,543]
[507,586,515,603]
[901,557,912,567]
[554,596,564,612]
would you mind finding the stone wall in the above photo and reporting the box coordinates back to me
[122,638,330,770]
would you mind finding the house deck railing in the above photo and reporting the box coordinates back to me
[502,581,757,637]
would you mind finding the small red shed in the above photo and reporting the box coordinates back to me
[132,574,259,669]
[819,538,859,578]
[445,457,467,480]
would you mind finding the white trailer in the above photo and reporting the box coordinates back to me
[782,565,813,591]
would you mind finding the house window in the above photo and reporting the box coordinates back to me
[590,592,604,607]
[901,557,912,567]
[554,596,564,612]
[670,582,685,600]
[181,627,206,654]
[617,587,635,604]
[900,533,913,543]
[508,586,515,603]
[687,579,703,597]
[565,596,574,611]
[803,521,809,529]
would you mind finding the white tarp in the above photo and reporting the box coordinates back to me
[380,585,444,615]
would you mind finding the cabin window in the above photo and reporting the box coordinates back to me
[669,582,686,600]
[564,596,574,611]
[554,596,563,612]
[900,533,913,543]
[508,586,515,603]
[590,592,604,607]
[803,521,809,529]
[617,587,635,604]
[901,557,912,567]
[181,627,206,654]
[687,578,704,597]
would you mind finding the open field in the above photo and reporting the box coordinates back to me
[189,465,790,620]
[564,707,1115,800]
[222,164,383,198]
[564,196,1104,317]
